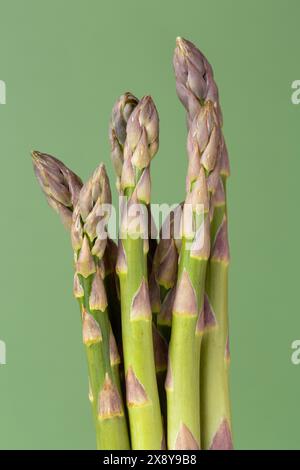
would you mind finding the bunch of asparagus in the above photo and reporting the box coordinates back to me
[31,38,232,450]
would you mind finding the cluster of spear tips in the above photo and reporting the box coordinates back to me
[31,37,232,450]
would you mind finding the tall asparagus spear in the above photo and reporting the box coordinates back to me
[71,164,130,450]
[110,92,166,422]
[115,96,163,449]
[32,152,130,449]
[166,99,220,450]
[173,37,233,450]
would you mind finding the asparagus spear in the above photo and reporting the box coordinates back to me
[32,152,130,449]
[110,92,164,444]
[202,172,232,449]
[110,92,158,273]
[167,99,220,449]
[116,96,163,449]
[72,164,130,449]
[173,37,233,450]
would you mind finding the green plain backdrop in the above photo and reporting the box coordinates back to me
[0,0,299,449]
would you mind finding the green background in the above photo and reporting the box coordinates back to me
[0,0,299,449]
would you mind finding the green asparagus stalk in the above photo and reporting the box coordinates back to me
[71,164,130,449]
[110,92,158,273]
[167,101,220,449]
[173,37,233,449]
[32,152,130,449]
[202,170,232,449]
[115,95,163,449]
[110,92,164,441]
